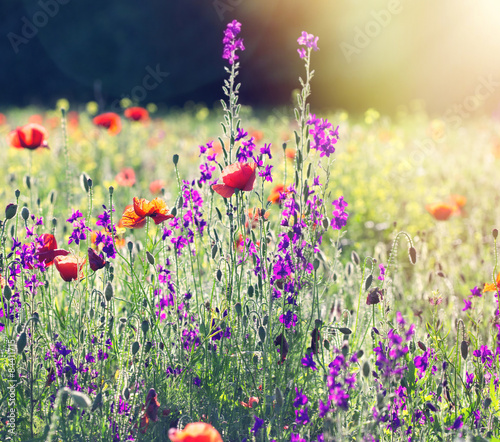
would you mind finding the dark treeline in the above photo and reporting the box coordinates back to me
[2,0,323,110]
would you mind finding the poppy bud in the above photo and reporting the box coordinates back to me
[105,282,113,301]
[409,247,417,264]
[92,392,103,412]
[5,204,17,220]
[173,154,179,165]
[493,228,498,239]
[132,341,140,355]
[4,285,12,301]
[141,320,149,334]
[146,251,155,265]
[15,189,20,198]
[363,361,370,377]
[460,341,468,360]
[21,207,29,221]
[17,332,27,353]
[71,391,92,409]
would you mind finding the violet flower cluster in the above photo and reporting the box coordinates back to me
[222,20,245,65]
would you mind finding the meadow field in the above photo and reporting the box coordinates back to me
[1,22,500,442]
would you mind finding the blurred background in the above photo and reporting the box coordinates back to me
[2,0,500,115]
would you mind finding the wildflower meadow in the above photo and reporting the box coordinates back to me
[1,20,500,442]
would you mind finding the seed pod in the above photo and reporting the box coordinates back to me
[5,204,17,220]
[71,391,92,409]
[108,186,114,196]
[131,341,140,355]
[146,251,155,266]
[17,332,27,353]
[105,282,113,302]
[141,320,149,334]
[409,247,417,264]
[460,341,468,360]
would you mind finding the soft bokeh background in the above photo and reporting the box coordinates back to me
[2,0,500,114]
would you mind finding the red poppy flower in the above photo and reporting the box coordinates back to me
[425,203,456,221]
[149,179,165,195]
[68,111,79,129]
[268,184,291,205]
[249,129,264,142]
[54,255,86,282]
[285,148,296,159]
[212,162,257,198]
[88,248,106,272]
[93,112,122,135]
[245,208,269,230]
[450,194,467,216]
[120,197,174,228]
[8,124,49,150]
[240,396,259,408]
[168,422,223,442]
[115,168,136,187]
[124,107,150,122]
[484,272,500,292]
[35,234,69,266]
[145,389,160,422]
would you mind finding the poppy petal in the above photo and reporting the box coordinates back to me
[120,205,147,228]
[221,162,256,190]
[212,184,235,198]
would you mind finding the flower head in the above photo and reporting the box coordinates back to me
[168,422,222,442]
[93,112,122,135]
[425,203,455,221]
[124,107,149,122]
[8,123,49,149]
[212,162,256,198]
[54,255,86,282]
[115,168,136,187]
[222,20,245,65]
[120,197,174,228]
[297,31,319,58]
[35,233,69,266]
